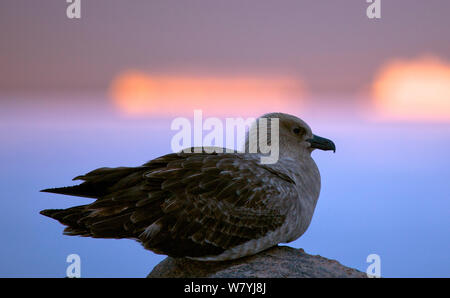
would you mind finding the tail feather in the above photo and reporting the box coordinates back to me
[40,206,138,239]
[40,206,92,236]
[40,166,161,239]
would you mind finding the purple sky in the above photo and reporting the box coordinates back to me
[1,0,450,95]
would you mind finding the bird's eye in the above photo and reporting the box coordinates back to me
[293,127,304,135]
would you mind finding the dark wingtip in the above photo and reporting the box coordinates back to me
[39,185,97,198]
[41,182,105,198]
[40,187,69,195]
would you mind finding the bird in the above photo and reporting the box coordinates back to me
[40,113,335,261]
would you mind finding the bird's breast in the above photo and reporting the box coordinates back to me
[283,158,321,242]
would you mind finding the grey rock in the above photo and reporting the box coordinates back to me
[148,246,367,278]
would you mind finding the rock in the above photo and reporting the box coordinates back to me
[148,246,367,278]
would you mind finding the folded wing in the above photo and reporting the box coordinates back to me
[41,149,297,258]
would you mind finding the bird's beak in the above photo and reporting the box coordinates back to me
[306,135,336,153]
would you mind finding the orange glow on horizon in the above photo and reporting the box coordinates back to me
[109,71,304,117]
[372,56,450,122]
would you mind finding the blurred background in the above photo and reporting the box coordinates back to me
[0,0,449,277]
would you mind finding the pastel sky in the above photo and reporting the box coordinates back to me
[1,0,450,95]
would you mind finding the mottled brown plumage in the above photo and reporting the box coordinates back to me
[40,113,335,261]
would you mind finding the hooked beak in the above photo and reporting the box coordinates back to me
[306,135,336,153]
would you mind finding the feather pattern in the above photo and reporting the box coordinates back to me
[41,149,298,259]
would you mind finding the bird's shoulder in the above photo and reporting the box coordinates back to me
[141,147,298,202]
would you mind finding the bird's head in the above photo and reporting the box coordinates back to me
[245,113,336,160]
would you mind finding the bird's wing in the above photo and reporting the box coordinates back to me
[41,149,298,258]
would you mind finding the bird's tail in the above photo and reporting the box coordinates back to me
[40,166,162,239]
[40,204,140,239]
[40,206,93,237]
